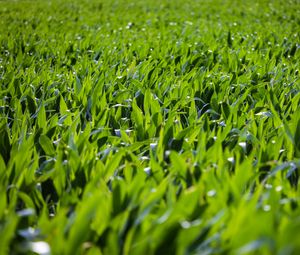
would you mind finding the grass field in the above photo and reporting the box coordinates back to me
[0,0,300,254]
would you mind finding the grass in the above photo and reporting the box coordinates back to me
[0,0,300,254]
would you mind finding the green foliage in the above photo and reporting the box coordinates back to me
[0,0,300,254]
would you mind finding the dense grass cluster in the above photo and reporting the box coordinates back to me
[0,0,300,254]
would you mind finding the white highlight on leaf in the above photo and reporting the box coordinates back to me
[30,242,50,255]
